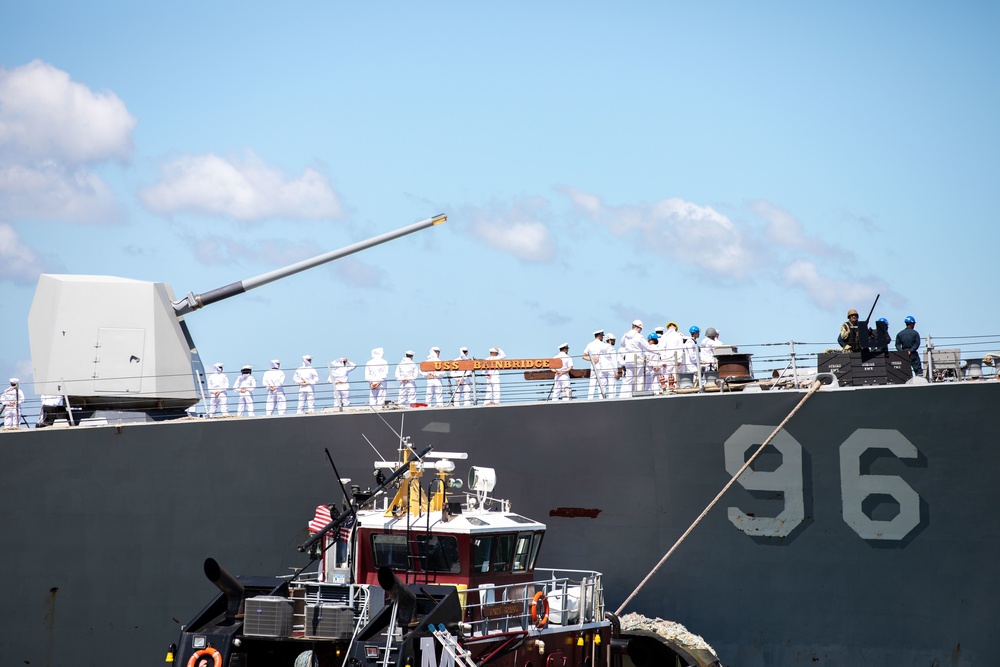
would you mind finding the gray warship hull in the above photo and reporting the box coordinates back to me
[2,380,997,666]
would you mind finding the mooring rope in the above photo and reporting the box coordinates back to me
[615,378,824,615]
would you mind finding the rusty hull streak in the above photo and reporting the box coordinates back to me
[549,507,601,519]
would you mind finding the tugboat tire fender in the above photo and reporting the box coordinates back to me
[530,591,549,628]
[187,647,222,667]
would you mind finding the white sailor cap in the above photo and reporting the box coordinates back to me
[241,365,252,371]
[655,326,665,334]
[303,354,312,362]
[214,363,223,371]
[270,359,280,368]
[593,329,604,336]
[9,378,18,384]
[489,347,499,353]
[558,342,569,350]
[460,346,468,353]
[431,346,440,353]
[632,319,643,327]
[405,350,414,357]
[606,332,616,340]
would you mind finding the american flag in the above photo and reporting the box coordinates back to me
[338,513,356,542]
[308,504,332,533]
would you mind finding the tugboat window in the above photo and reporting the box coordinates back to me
[528,533,543,569]
[416,535,461,573]
[512,533,532,571]
[371,534,409,570]
[492,534,515,572]
[473,536,494,573]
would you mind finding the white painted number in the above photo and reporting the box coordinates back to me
[724,425,805,537]
[725,426,922,542]
[839,428,921,540]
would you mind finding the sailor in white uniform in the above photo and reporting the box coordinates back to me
[660,321,684,390]
[483,347,506,404]
[700,327,723,375]
[328,358,356,409]
[366,348,389,407]
[551,343,573,400]
[601,333,619,398]
[207,363,229,417]
[681,327,701,384]
[263,359,286,415]
[422,347,444,407]
[233,365,256,417]
[582,329,608,400]
[451,347,472,406]
[620,320,652,397]
[293,354,319,414]
[3,378,25,428]
[644,333,665,394]
[395,351,418,406]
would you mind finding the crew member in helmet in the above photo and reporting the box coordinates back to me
[895,316,922,376]
[839,309,860,351]
[700,327,724,373]
[870,318,891,354]
[293,355,319,414]
[682,327,701,380]
[234,365,256,417]
[645,333,664,394]
[207,363,229,417]
[3,378,25,429]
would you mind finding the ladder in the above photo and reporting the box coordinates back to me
[430,624,478,667]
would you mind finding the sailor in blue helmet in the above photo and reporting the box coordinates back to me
[645,332,664,394]
[870,317,891,354]
[894,316,922,376]
[682,326,701,377]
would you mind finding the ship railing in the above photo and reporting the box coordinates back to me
[12,335,1000,429]
[460,569,604,638]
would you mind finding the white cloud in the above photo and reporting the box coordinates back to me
[0,163,122,223]
[563,187,754,277]
[749,199,849,259]
[0,60,135,165]
[0,222,53,284]
[139,151,344,221]
[0,61,133,224]
[783,260,895,309]
[465,199,555,262]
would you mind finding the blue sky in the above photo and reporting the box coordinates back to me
[2,2,999,388]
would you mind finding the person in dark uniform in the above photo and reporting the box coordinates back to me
[895,315,922,376]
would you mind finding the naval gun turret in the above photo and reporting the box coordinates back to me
[28,214,445,424]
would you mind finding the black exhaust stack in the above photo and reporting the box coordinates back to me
[204,558,245,621]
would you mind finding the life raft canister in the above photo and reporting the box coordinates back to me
[531,591,549,628]
[186,647,222,667]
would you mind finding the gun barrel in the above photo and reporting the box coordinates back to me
[173,213,445,315]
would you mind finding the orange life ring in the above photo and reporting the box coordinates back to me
[187,647,222,667]
[530,591,549,628]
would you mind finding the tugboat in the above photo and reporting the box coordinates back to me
[166,443,721,667]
